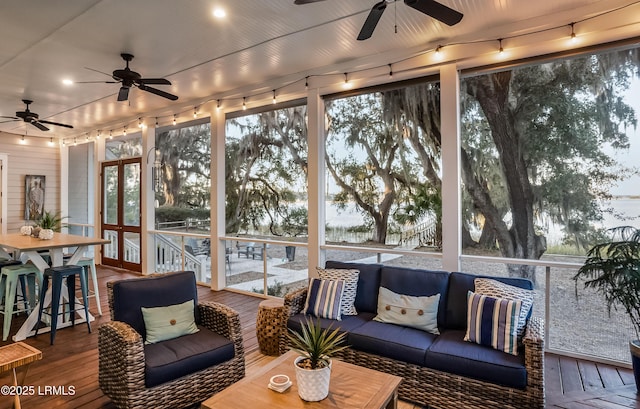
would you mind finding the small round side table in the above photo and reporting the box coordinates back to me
[256,299,286,356]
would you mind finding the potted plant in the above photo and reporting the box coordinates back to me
[573,226,640,389]
[287,318,349,401]
[35,210,66,239]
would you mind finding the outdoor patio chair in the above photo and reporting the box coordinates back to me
[98,271,245,409]
[236,242,255,258]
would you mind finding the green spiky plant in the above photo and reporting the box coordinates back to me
[36,211,67,232]
[287,317,349,370]
[573,226,640,339]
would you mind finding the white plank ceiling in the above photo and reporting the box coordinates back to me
[0,0,637,139]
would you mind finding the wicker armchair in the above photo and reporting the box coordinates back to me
[98,271,245,409]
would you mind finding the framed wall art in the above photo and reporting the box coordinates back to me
[25,175,45,220]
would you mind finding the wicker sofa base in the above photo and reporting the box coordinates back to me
[331,347,543,409]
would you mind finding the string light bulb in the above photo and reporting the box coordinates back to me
[155,117,159,127]
[86,133,90,141]
[569,22,577,43]
[74,137,77,146]
[96,131,101,139]
[123,126,127,136]
[216,100,221,111]
[109,130,113,139]
[138,117,143,128]
[173,114,177,126]
[20,135,25,144]
[193,107,198,118]
[242,97,247,110]
[305,76,309,90]
[434,45,444,60]
[498,38,504,54]
[62,139,66,147]
[342,73,352,89]
[388,64,393,77]
[49,137,54,146]
[272,90,277,104]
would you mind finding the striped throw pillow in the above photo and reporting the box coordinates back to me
[464,291,522,356]
[304,278,344,320]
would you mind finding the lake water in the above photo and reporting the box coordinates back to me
[325,197,640,245]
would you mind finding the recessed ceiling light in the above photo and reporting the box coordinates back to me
[213,7,226,18]
[62,79,73,85]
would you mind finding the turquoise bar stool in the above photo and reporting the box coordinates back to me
[0,262,42,341]
[64,257,101,316]
[35,265,91,345]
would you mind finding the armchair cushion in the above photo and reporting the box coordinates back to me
[110,271,199,338]
[141,299,199,344]
[425,329,527,389]
[144,325,235,388]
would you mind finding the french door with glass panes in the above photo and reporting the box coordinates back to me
[101,158,142,272]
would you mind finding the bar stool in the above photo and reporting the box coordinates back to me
[35,265,91,344]
[65,257,101,316]
[0,262,42,341]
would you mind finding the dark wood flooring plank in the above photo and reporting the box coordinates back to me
[547,354,564,396]
[581,398,636,409]
[619,367,636,385]
[599,364,626,389]
[580,360,605,391]
[561,355,587,393]
[598,393,640,408]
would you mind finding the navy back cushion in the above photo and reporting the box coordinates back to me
[379,266,450,329]
[111,271,199,338]
[446,271,534,331]
[324,261,382,313]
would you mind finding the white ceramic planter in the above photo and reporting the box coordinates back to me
[294,356,331,401]
[20,225,32,236]
[39,229,54,240]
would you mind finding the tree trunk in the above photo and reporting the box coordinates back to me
[463,72,547,284]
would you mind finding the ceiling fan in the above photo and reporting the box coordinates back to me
[0,99,73,131]
[80,53,178,102]
[295,0,463,40]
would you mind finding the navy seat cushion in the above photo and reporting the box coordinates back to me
[349,320,436,366]
[379,266,450,329]
[446,272,534,331]
[325,261,382,313]
[287,312,374,343]
[144,325,235,388]
[425,330,527,389]
[111,271,199,338]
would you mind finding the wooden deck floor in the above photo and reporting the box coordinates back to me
[0,266,636,408]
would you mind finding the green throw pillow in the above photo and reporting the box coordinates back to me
[141,299,199,344]
[373,287,440,335]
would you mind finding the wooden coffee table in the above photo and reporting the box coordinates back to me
[201,350,402,408]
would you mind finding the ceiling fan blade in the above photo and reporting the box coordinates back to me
[117,86,130,101]
[294,0,326,4]
[357,1,387,41]
[138,84,178,101]
[39,119,73,129]
[0,116,19,120]
[74,80,118,84]
[84,66,116,78]
[137,78,171,85]
[404,0,463,26]
[31,121,50,132]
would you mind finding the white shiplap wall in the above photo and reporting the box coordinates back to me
[0,132,60,232]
